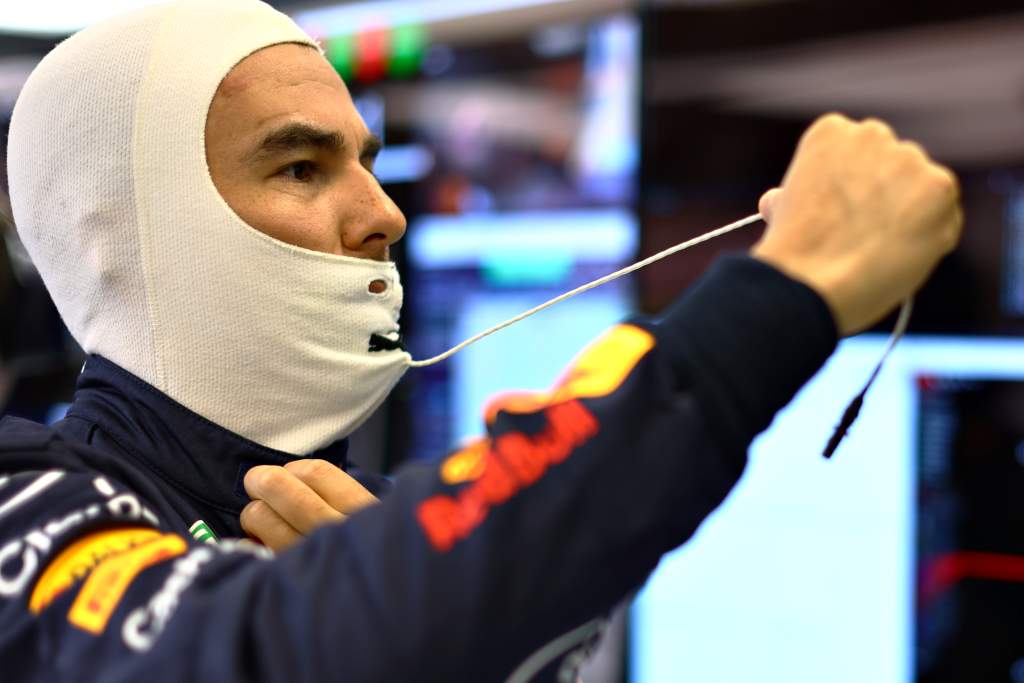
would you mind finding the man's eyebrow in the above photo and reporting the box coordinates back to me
[247,123,343,161]
[361,133,383,161]
[247,123,383,163]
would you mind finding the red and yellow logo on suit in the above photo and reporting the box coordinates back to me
[420,325,656,552]
[483,324,655,423]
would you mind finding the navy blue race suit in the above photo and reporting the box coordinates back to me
[0,256,836,682]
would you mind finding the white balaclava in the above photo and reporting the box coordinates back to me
[7,0,410,454]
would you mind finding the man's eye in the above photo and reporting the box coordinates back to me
[280,160,317,182]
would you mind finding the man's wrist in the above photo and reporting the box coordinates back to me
[749,246,849,337]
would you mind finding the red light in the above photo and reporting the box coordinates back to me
[919,551,1024,605]
[356,28,389,83]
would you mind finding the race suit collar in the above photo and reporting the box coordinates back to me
[58,355,350,514]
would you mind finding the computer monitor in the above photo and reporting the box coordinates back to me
[631,335,1024,683]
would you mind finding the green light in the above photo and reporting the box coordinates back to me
[389,24,426,79]
[325,35,355,82]
[481,252,573,287]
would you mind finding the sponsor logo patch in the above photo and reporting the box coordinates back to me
[0,477,161,600]
[484,324,654,422]
[29,527,161,614]
[188,520,219,546]
[122,545,214,651]
[68,533,187,635]
[418,400,599,552]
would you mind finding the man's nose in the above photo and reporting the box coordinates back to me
[340,169,407,261]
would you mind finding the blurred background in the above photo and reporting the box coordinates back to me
[4,0,1024,681]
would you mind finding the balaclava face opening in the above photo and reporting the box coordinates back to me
[7,0,410,455]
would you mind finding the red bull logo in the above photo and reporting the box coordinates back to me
[417,400,599,552]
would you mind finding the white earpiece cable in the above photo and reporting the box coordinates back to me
[406,212,766,368]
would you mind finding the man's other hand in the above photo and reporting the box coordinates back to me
[241,460,379,551]
[752,113,963,336]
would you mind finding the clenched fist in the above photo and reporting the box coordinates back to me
[752,113,963,336]
[241,459,379,551]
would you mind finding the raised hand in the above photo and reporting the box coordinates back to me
[753,113,962,336]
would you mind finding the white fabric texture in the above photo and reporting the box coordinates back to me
[8,0,410,454]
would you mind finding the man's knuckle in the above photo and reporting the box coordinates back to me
[918,169,955,204]
[926,170,948,194]
[899,140,927,162]
[286,458,334,482]
[283,459,311,476]
[860,117,895,140]
[934,166,960,196]
[258,466,290,495]
[308,459,335,478]
[806,112,845,140]
[819,112,848,128]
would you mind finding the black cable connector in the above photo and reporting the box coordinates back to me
[822,391,865,459]
[822,298,913,460]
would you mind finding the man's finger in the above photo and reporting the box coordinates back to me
[758,188,782,223]
[244,465,345,534]
[240,499,303,551]
[283,459,379,515]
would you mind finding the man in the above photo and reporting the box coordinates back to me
[0,0,960,681]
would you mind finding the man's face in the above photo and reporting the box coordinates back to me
[205,43,405,265]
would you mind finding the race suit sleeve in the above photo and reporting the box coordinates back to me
[0,255,837,682]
